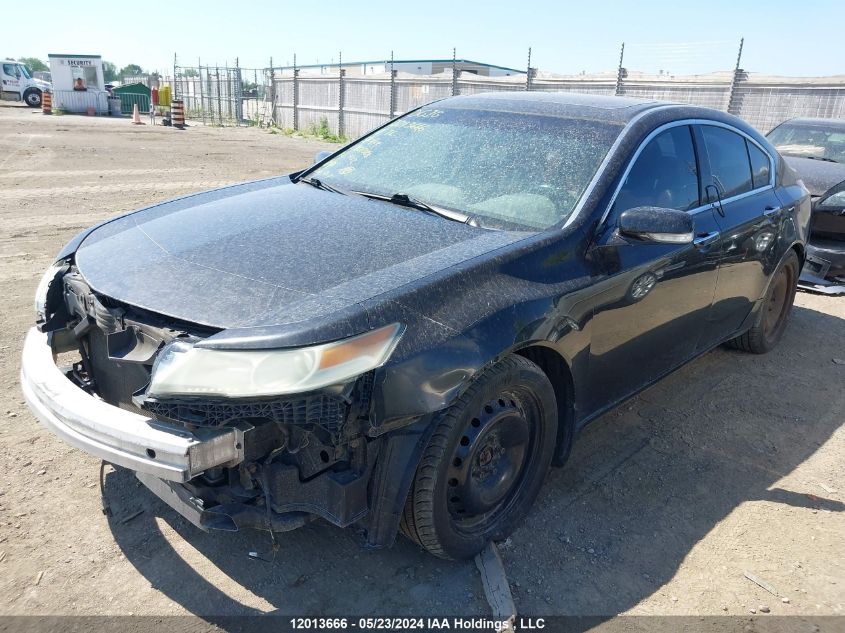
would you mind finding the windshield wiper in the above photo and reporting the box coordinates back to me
[352,191,472,224]
[802,156,839,163]
[298,176,346,195]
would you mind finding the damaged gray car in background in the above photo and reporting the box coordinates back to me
[767,117,845,294]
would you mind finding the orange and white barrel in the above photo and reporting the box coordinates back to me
[41,91,52,115]
[171,99,185,129]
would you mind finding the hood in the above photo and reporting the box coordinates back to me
[75,178,525,336]
[783,156,845,197]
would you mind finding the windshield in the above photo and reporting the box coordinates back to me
[767,123,845,163]
[309,105,622,230]
[18,64,31,79]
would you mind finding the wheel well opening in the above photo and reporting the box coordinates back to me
[514,345,575,466]
[791,243,805,265]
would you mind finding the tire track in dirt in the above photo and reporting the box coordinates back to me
[0,168,198,179]
[0,180,239,199]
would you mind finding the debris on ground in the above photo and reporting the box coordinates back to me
[34,571,43,586]
[120,509,144,524]
[475,541,515,631]
[744,570,778,596]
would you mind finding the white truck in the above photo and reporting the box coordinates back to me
[1,60,51,107]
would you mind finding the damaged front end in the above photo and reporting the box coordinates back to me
[799,184,845,295]
[23,265,398,537]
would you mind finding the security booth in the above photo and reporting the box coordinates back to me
[47,54,108,114]
[112,82,151,114]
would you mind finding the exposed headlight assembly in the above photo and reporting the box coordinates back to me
[148,323,403,398]
[34,262,66,318]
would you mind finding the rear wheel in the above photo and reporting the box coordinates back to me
[728,250,799,354]
[400,355,557,559]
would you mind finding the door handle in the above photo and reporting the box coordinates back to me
[763,205,779,217]
[693,231,720,247]
[706,184,725,217]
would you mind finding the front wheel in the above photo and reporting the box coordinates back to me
[24,89,42,108]
[728,249,799,354]
[400,355,558,559]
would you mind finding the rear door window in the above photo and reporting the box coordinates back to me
[613,125,700,213]
[746,141,771,189]
[701,125,754,199]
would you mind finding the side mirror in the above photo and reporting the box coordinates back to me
[314,150,332,165]
[618,206,694,244]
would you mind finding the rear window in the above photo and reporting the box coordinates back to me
[747,141,771,189]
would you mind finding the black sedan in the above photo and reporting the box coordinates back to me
[22,93,810,560]
[767,117,845,294]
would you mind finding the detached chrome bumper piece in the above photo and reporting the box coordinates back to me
[799,243,845,295]
[798,273,845,295]
[20,327,243,483]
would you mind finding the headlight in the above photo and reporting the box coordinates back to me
[34,262,65,318]
[818,189,845,210]
[148,323,403,398]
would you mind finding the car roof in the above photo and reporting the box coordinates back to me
[777,117,845,130]
[437,91,667,124]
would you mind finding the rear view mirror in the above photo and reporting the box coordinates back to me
[618,206,694,244]
[314,150,332,164]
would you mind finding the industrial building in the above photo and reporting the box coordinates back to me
[274,58,525,77]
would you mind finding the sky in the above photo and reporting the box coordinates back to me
[4,0,843,77]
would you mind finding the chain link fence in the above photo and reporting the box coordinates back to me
[172,64,247,125]
[168,46,845,137]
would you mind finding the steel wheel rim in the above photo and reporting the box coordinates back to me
[763,266,791,339]
[26,92,40,106]
[445,391,537,533]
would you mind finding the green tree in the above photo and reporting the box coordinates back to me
[18,57,48,72]
[103,61,118,82]
[119,63,144,78]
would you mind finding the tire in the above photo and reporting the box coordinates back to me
[400,355,558,559]
[24,89,41,108]
[728,249,799,354]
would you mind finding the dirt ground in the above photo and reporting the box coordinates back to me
[0,102,842,621]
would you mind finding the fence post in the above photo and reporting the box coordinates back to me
[293,67,300,131]
[526,48,532,91]
[235,57,243,125]
[173,53,178,99]
[727,37,745,115]
[615,43,626,96]
[338,58,345,138]
[269,57,276,126]
[451,48,458,96]
[216,66,223,126]
[198,59,206,126]
[389,51,396,119]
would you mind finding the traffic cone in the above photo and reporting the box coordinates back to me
[131,103,145,125]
